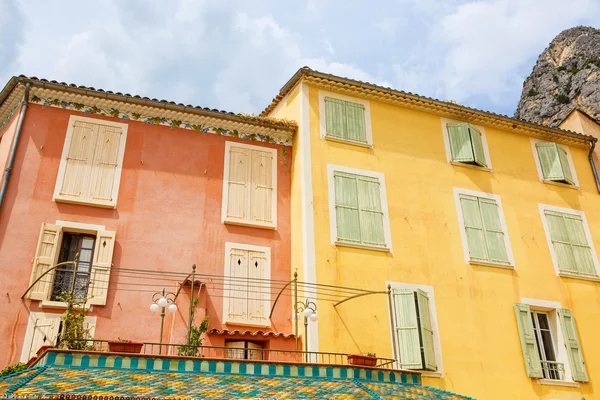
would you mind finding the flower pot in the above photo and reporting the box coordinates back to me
[347,354,377,367]
[107,341,143,354]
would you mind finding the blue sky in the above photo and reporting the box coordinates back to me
[1,0,599,116]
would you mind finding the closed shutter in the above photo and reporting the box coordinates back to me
[227,248,249,322]
[415,289,437,371]
[89,124,124,203]
[225,341,246,360]
[459,195,488,262]
[247,250,269,324]
[393,289,423,369]
[57,121,98,201]
[514,303,543,378]
[88,230,116,305]
[27,224,62,300]
[247,342,264,360]
[479,198,509,264]
[324,97,367,143]
[447,123,474,163]
[334,172,361,244]
[468,125,487,167]
[26,316,61,361]
[226,146,251,221]
[345,101,366,143]
[325,97,346,139]
[250,150,274,225]
[558,309,589,382]
[357,175,385,246]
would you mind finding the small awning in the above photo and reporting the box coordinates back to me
[208,328,296,339]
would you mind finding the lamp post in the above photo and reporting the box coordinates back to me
[150,288,177,354]
[295,299,317,360]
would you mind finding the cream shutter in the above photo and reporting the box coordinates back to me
[226,146,251,221]
[416,289,437,371]
[28,224,62,300]
[88,230,116,305]
[225,341,246,359]
[247,342,264,360]
[57,121,98,201]
[393,289,423,369]
[250,149,274,225]
[89,124,124,203]
[227,248,249,322]
[26,316,61,360]
[514,303,543,378]
[558,309,589,382]
[247,250,269,325]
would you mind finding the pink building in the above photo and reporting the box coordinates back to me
[0,76,296,367]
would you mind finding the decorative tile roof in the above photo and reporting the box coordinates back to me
[208,328,296,339]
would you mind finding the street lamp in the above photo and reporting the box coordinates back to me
[150,288,177,354]
[295,299,317,357]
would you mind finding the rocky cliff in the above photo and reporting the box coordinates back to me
[515,26,600,127]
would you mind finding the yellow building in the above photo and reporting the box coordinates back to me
[265,67,600,399]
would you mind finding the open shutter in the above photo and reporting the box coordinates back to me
[247,342,264,360]
[344,101,366,143]
[88,230,116,305]
[334,172,361,244]
[247,250,269,325]
[447,123,474,163]
[28,224,62,300]
[514,303,543,378]
[557,146,575,185]
[415,289,437,371]
[226,145,251,221]
[225,341,246,360]
[26,316,61,361]
[459,194,488,262]
[57,121,98,201]
[325,97,346,139]
[468,125,487,167]
[536,143,563,181]
[479,198,509,264]
[89,124,124,204]
[393,289,423,370]
[250,149,274,225]
[226,248,249,323]
[357,175,385,247]
[558,309,588,382]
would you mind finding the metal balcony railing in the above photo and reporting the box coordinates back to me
[541,360,564,381]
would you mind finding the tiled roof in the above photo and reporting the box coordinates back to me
[208,328,296,339]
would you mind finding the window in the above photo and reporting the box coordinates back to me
[327,165,392,251]
[514,302,588,383]
[532,139,578,187]
[223,243,271,327]
[319,90,372,146]
[441,119,491,169]
[53,115,128,209]
[26,222,116,306]
[540,205,600,279]
[454,189,514,267]
[222,141,277,229]
[390,284,442,374]
[225,340,264,360]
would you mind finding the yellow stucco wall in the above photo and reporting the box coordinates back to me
[298,84,600,399]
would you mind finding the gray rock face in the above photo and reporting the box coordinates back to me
[515,26,600,127]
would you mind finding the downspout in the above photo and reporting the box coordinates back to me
[588,139,600,193]
[0,82,30,212]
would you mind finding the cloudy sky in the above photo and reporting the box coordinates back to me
[1,0,599,116]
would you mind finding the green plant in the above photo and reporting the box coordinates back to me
[56,292,94,351]
[556,94,570,104]
[527,88,540,97]
[177,296,210,357]
[366,352,377,358]
[0,362,27,377]
[557,65,567,72]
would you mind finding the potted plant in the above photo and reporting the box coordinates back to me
[107,338,144,354]
[348,352,378,367]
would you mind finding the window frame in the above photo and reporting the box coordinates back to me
[221,141,278,230]
[453,188,515,268]
[319,90,373,147]
[531,139,579,189]
[441,118,492,171]
[53,115,128,209]
[387,282,444,378]
[327,164,392,252]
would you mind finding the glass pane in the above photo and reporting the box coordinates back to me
[79,249,93,263]
[537,313,550,330]
[540,330,556,361]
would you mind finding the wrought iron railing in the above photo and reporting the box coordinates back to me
[541,360,564,381]
[54,339,396,369]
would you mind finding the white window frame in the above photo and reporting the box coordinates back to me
[319,90,373,148]
[530,138,579,189]
[441,118,492,171]
[453,187,515,268]
[222,242,272,328]
[221,141,278,230]
[327,164,392,252]
[387,282,444,378]
[519,298,580,388]
[538,204,600,281]
[53,115,128,209]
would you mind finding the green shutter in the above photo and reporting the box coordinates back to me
[416,289,437,371]
[393,289,423,370]
[344,101,366,143]
[447,123,474,163]
[324,97,366,143]
[334,172,361,244]
[558,309,589,382]
[479,198,509,264]
[357,176,385,246]
[536,142,575,185]
[468,125,487,167]
[514,303,543,378]
[459,194,488,261]
[557,146,575,185]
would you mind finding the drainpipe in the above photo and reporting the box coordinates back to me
[588,139,600,194]
[0,83,30,213]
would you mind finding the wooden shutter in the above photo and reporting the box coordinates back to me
[535,142,566,182]
[27,224,62,300]
[247,250,269,325]
[88,230,116,305]
[247,342,264,360]
[250,150,274,225]
[225,341,246,360]
[459,194,488,262]
[57,121,98,201]
[325,97,346,139]
[227,248,249,322]
[479,198,509,264]
[357,175,386,246]
[226,145,251,221]
[558,309,589,382]
[514,303,543,378]
[345,101,366,143]
[324,97,366,143]
[468,125,487,167]
[557,146,575,185]
[393,289,423,370]
[447,123,474,163]
[334,172,361,244]
[416,289,437,371]
[26,316,61,360]
[89,124,124,203]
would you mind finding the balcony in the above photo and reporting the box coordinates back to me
[541,360,565,381]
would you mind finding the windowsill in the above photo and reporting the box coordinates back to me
[54,196,116,209]
[334,241,391,253]
[323,135,373,149]
[223,320,272,329]
[542,180,580,190]
[40,300,91,310]
[558,272,600,282]
[223,218,276,230]
[420,371,444,378]
[469,260,514,269]
[450,161,493,172]
[537,379,580,388]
